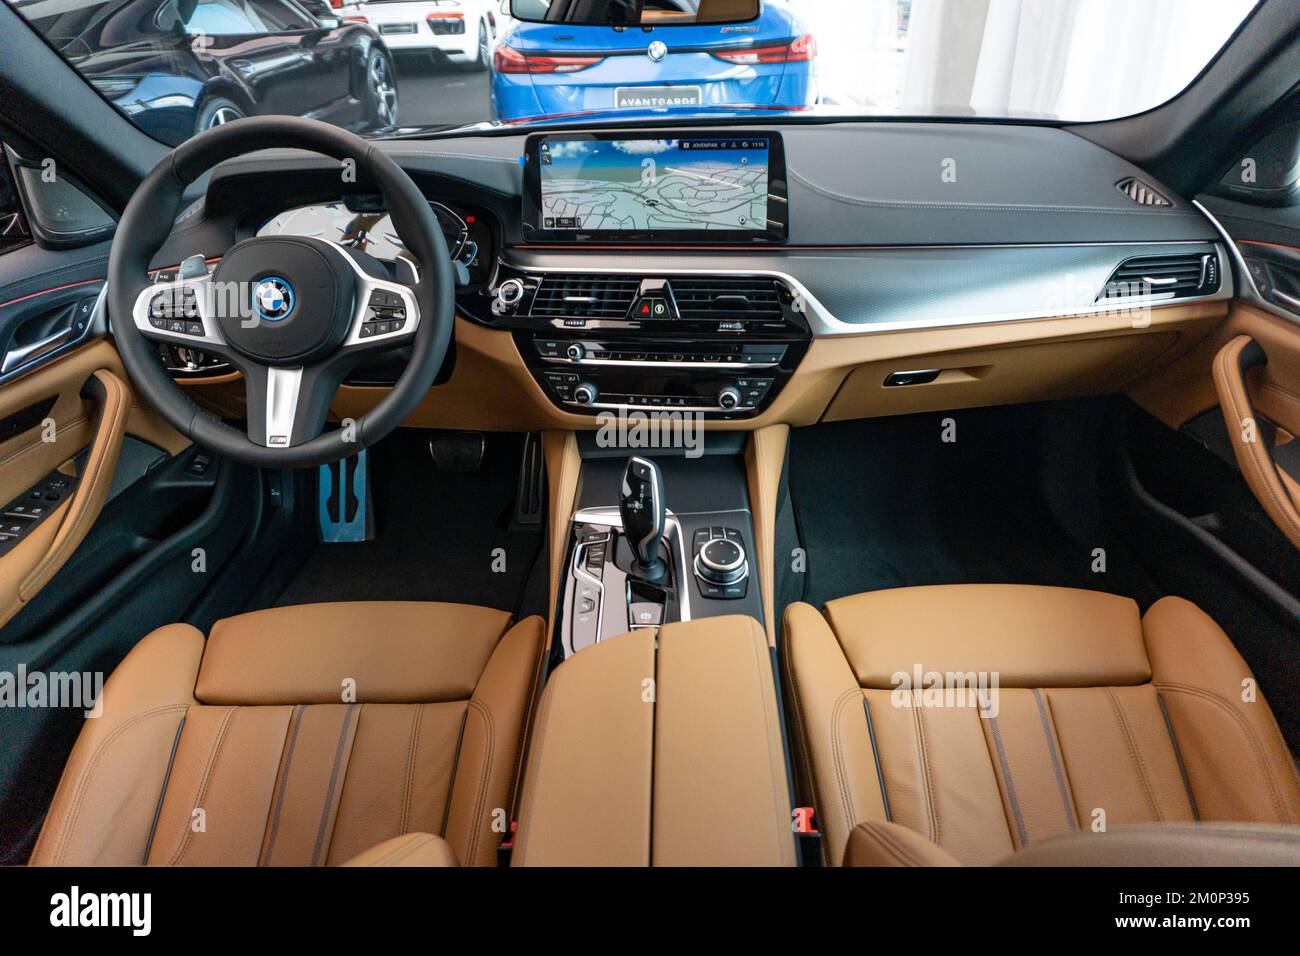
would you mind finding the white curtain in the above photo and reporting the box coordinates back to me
[898,0,1257,120]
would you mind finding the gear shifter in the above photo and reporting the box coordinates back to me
[619,456,667,583]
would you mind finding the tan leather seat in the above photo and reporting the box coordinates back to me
[30,601,546,867]
[842,820,1300,867]
[783,584,1300,866]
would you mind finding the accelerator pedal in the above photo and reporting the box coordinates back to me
[318,449,371,543]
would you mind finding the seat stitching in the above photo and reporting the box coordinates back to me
[142,716,187,865]
[168,706,239,866]
[310,702,358,867]
[506,620,545,822]
[260,704,306,866]
[830,687,862,845]
[1156,693,1200,821]
[781,625,820,830]
[1103,688,1162,822]
[464,698,496,865]
[985,710,1029,846]
[748,618,792,862]
[515,684,558,863]
[51,703,189,866]
[861,695,893,823]
[401,705,423,836]
[1156,681,1293,822]
[1031,689,1077,831]
[911,697,940,844]
[366,834,437,867]
[863,825,929,867]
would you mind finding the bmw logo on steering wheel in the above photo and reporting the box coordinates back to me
[252,276,295,322]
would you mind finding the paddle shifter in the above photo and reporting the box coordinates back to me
[620,456,668,583]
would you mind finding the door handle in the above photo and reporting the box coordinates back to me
[1271,288,1300,312]
[2,327,71,374]
[1212,335,1300,551]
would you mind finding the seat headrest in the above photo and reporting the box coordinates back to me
[823,584,1150,689]
[195,601,513,705]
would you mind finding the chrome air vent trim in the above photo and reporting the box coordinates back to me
[1096,252,1218,302]
[530,275,640,319]
[668,276,784,322]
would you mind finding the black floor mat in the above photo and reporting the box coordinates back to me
[272,431,545,616]
[786,400,1161,609]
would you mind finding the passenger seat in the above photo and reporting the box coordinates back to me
[782,585,1300,866]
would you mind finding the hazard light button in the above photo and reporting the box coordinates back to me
[633,297,673,320]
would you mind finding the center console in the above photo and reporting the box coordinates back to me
[456,129,811,420]
[558,442,765,659]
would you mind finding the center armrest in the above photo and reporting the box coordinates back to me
[513,615,796,867]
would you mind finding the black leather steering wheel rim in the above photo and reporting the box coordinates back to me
[109,116,454,469]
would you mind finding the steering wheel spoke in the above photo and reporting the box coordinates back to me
[240,363,347,449]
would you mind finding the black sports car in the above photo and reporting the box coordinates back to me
[13,0,398,145]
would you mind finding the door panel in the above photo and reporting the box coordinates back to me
[0,151,192,622]
[0,339,191,626]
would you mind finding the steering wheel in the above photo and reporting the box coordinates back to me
[109,116,454,469]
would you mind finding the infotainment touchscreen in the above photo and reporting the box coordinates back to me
[523,132,787,243]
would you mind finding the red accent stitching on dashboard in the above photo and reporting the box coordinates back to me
[0,279,101,311]
[1240,239,1300,255]
[0,257,222,312]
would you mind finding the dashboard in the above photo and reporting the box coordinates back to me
[153,120,1237,429]
[256,198,496,287]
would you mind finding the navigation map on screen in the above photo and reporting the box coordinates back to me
[537,137,770,232]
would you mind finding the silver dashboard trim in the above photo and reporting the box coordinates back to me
[541,356,781,370]
[572,505,692,623]
[1193,199,1299,328]
[501,240,1233,338]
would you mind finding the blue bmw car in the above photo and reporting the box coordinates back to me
[492,0,816,124]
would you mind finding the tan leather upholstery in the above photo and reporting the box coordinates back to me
[784,585,1300,866]
[745,424,788,645]
[514,617,796,867]
[1212,334,1300,550]
[31,601,545,867]
[844,821,1300,867]
[843,821,962,867]
[0,368,129,628]
[823,584,1151,687]
[340,833,459,867]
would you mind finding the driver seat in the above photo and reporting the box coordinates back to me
[29,602,546,867]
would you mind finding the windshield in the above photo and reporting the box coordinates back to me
[8,0,1260,146]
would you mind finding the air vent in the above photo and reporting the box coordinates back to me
[1116,177,1172,207]
[529,275,640,319]
[668,277,785,323]
[1097,252,1219,302]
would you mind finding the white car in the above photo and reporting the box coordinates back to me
[337,0,498,70]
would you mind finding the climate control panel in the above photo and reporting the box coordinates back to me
[479,267,811,419]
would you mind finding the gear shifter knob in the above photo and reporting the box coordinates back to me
[620,456,667,582]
